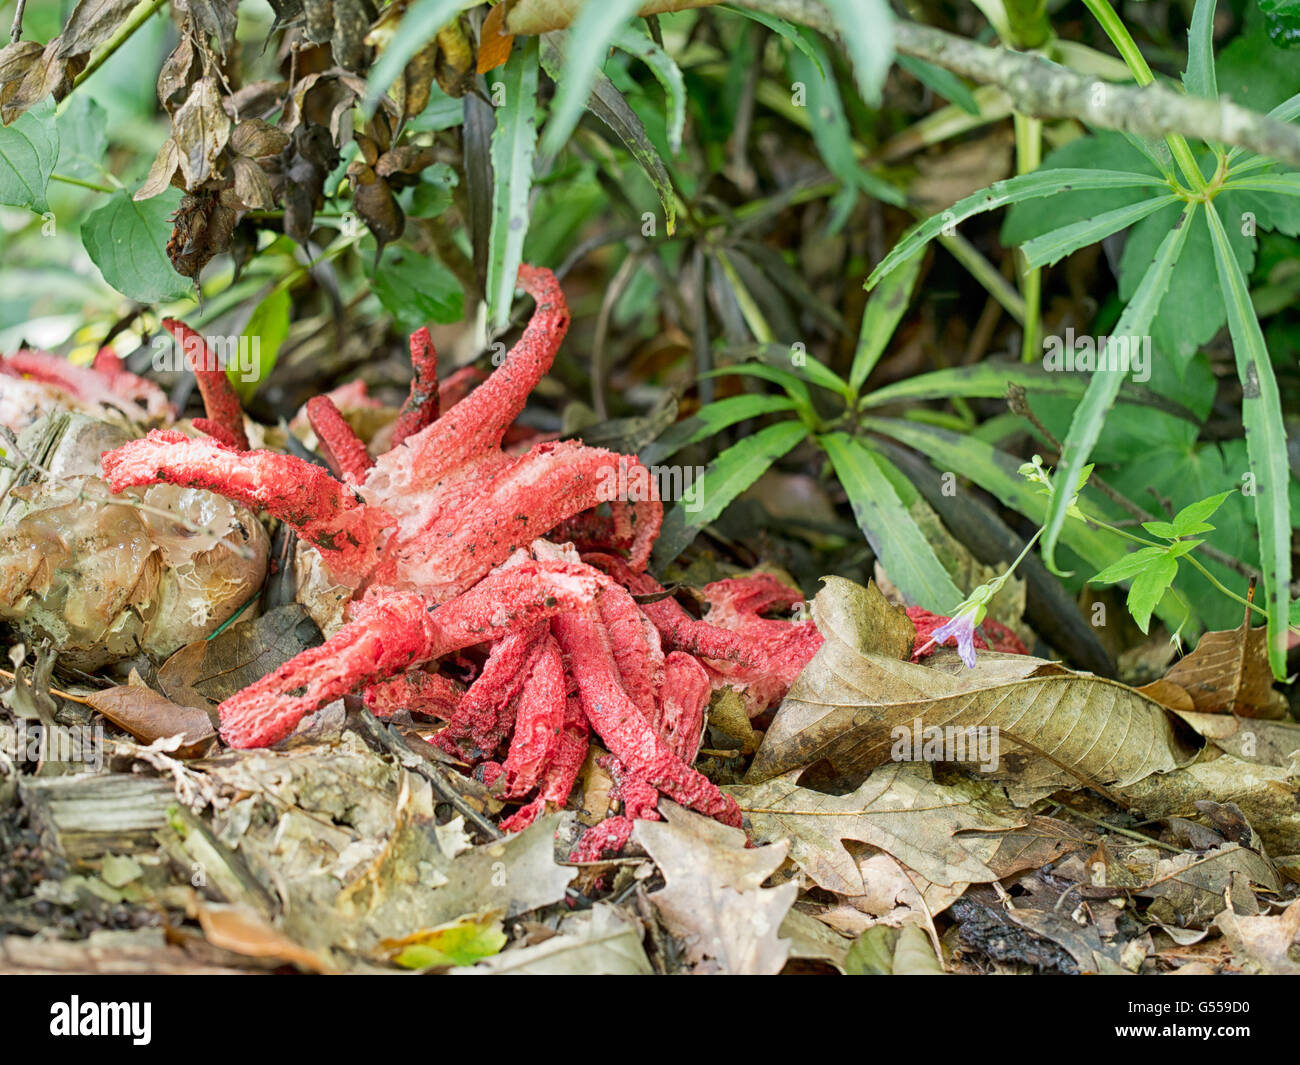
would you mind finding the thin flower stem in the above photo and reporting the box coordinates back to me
[49,173,115,195]
[1078,0,1206,190]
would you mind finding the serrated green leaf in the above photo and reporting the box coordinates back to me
[0,99,58,212]
[541,0,643,156]
[81,188,191,303]
[821,0,895,107]
[640,394,798,465]
[611,26,686,154]
[487,36,540,331]
[1091,546,1168,585]
[867,169,1169,290]
[850,250,922,394]
[821,434,963,612]
[1127,554,1179,634]
[653,420,807,565]
[1020,194,1180,270]
[1205,201,1292,678]
[1170,489,1236,535]
[1184,0,1219,99]
[1039,202,1195,576]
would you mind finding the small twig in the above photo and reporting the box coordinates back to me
[0,666,90,705]
[10,0,27,43]
[351,708,503,841]
[69,0,169,92]
[1055,802,1183,853]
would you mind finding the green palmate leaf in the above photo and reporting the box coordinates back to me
[487,36,540,331]
[364,0,473,110]
[1205,201,1293,679]
[653,420,808,565]
[1144,490,1236,538]
[1039,202,1196,576]
[0,99,58,212]
[850,250,922,395]
[541,0,643,156]
[1092,546,1169,585]
[1019,194,1180,270]
[611,26,686,154]
[1184,0,1219,99]
[640,394,799,465]
[866,169,1170,290]
[541,38,676,234]
[369,245,465,330]
[724,4,826,76]
[820,434,963,613]
[1170,489,1235,535]
[235,286,290,402]
[82,188,191,303]
[1126,554,1179,634]
[821,0,896,107]
[895,54,980,115]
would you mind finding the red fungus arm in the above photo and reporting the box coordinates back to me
[499,697,589,833]
[551,610,740,827]
[369,264,569,486]
[437,624,545,759]
[390,327,440,446]
[500,635,567,797]
[215,560,605,748]
[161,318,250,451]
[363,669,462,719]
[101,429,389,585]
[306,395,374,482]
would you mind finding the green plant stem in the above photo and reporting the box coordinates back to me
[1014,113,1043,362]
[1078,0,1205,191]
[1084,514,1296,632]
[49,173,114,194]
[70,0,168,92]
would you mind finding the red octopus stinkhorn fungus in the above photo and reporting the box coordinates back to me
[100,264,823,855]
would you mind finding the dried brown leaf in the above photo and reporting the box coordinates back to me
[728,764,1022,895]
[634,802,795,974]
[749,576,1198,796]
[1161,606,1287,718]
[56,0,138,60]
[85,685,215,757]
[172,76,232,187]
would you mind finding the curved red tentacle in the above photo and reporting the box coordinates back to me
[306,395,375,482]
[161,319,250,451]
[101,429,389,586]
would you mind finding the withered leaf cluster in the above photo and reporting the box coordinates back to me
[5,0,469,282]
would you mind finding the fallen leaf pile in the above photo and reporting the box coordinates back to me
[2,567,1298,975]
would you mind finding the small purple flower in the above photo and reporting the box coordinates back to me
[930,611,979,669]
